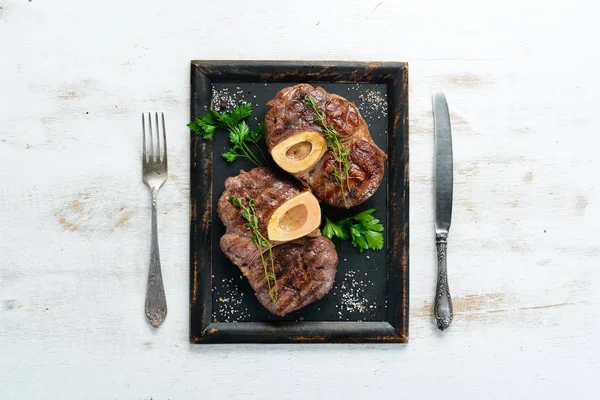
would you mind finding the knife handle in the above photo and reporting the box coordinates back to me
[435,237,453,331]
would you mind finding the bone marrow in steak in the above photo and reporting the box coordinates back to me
[264,84,387,208]
[217,167,338,316]
[217,167,321,242]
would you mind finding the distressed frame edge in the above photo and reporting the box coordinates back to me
[189,61,409,344]
[190,63,214,342]
[386,63,410,341]
[190,60,406,83]
[192,322,407,344]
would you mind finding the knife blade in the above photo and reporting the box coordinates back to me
[432,91,454,331]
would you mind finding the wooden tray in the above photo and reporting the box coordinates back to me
[190,61,409,343]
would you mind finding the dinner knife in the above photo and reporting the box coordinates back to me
[433,91,454,331]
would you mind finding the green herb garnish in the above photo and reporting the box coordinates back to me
[322,208,384,252]
[305,95,351,208]
[188,104,269,167]
[228,196,278,303]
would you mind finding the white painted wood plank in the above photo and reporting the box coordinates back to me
[1,0,599,398]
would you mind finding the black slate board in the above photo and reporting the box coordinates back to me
[190,61,409,343]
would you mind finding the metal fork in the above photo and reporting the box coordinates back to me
[142,112,168,327]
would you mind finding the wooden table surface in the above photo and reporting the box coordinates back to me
[1,0,598,398]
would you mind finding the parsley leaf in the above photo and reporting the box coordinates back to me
[364,230,384,250]
[248,123,264,144]
[187,110,223,139]
[322,218,346,241]
[363,219,383,232]
[202,110,220,125]
[222,148,240,163]
[230,103,253,123]
[233,121,250,143]
[321,208,384,252]
[353,208,379,222]
[218,113,235,128]
[353,234,369,252]
[189,103,270,167]
[322,218,336,240]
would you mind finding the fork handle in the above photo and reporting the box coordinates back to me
[145,191,167,327]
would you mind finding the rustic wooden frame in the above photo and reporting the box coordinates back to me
[190,61,409,343]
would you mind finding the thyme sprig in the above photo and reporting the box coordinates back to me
[305,96,351,208]
[228,196,278,303]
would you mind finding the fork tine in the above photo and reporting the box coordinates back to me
[161,113,167,166]
[142,113,147,164]
[155,112,161,162]
[148,113,154,162]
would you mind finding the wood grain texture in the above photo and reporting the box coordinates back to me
[1,0,599,398]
